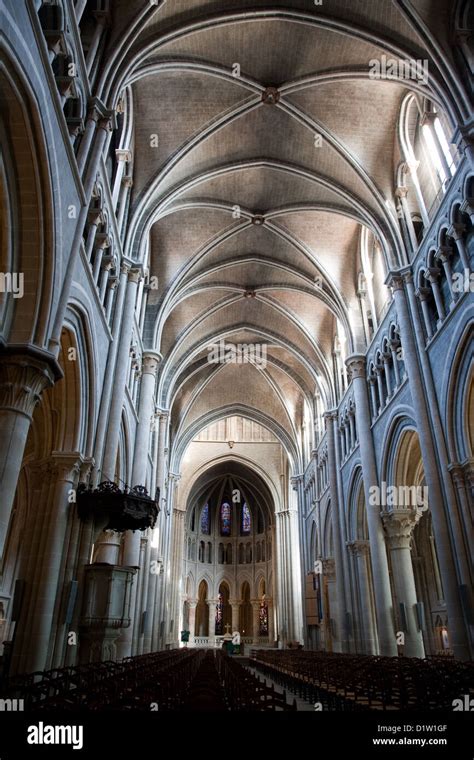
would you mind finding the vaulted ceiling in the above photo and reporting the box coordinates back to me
[106,0,457,465]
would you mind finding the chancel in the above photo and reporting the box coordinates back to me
[0,0,472,716]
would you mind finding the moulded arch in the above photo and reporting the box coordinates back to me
[0,44,56,349]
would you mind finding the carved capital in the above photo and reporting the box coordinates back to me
[94,232,110,251]
[128,267,142,284]
[142,351,161,377]
[322,558,335,578]
[386,267,412,291]
[345,354,366,380]
[115,149,132,163]
[0,356,55,420]
[447,223,465,241]
[382,508,422,549]
[50,451,84,484]
[290,474,303,490]
[436,245,453,263]
[348,540,370,558]
[395,186,408,199]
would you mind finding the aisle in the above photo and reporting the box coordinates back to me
[246,665,314,711]
[181,651,227,711]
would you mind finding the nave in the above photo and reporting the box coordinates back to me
[2,648,473,713]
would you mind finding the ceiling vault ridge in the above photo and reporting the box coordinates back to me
[165,353,315,415]
[158,323,332,408]
[104,5,439,107]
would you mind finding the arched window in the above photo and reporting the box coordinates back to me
[200,503,210,534]
[220,502,231,536]
[226,543,232,564]
[241,502,251,534]
[198,541,205,563]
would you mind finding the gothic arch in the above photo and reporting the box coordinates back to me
[444,318,474,462]
[0,43,55,349]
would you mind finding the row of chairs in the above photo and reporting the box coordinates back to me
[1,649,204,711]
[216,650,297,711]
[250,650,474,711]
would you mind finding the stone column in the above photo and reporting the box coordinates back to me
[448,224,470,270]
[427,268,446,323]
[449,464,474,551]
[348,541,378,654]
[188,601,197,641]
[437,247,457,308]
[346,356,397,656]
[132,353,161,488]
[396,185,418,252]
[151,412,169,652]
[25,452,84,673]
[267,599,275,643]
[92,233,110,283]
[208,599,217,643]
[85,13,108,76]
[323,411,349,652]
[251,601,261,642]
[389,270,471,659]
[112,149,132,209]
[230,601,240,633]
[332,412,355,650]
[168,507,185,648]
[0,354,56,560]
[125,351,160,654]
[101,266,142,481]
[105,276,118,324]
[50,108,115,354]
[382,508,425,658]
[281,503,304,644]
[117,176,133,234]
[84,204,103,262]
[323,558,336,651]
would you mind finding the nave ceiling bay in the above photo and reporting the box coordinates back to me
[101,0,459,457]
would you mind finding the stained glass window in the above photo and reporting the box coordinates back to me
[242,502,251,534]
[259,598,269,636]
[220,502,231,536]
[200,503,210,534]
[215,593,223,635]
